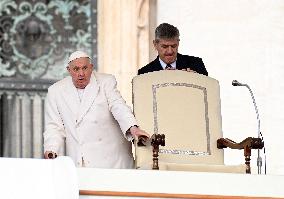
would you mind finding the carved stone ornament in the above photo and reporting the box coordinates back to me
[0,0,96,80]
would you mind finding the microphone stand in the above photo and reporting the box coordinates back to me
[232,80,265,174]
[244,84,262,174]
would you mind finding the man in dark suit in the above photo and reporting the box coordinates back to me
[138,23,208,76]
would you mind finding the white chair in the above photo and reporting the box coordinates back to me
[132,70,263,173]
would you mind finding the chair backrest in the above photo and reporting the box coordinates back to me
[132,70,224,169]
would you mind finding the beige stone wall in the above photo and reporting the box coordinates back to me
[97,0,157,106]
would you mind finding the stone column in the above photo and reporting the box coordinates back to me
[137,0,157,67]
[97,0,157,105]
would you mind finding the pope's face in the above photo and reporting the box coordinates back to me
[154,37,179,64]
[67,57,93,89]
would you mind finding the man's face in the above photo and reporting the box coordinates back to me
[154,37,179,64]
[67,57,93,89]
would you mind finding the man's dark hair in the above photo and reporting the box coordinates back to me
[155,23,180,42]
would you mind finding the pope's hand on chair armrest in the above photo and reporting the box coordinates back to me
[136,135,150,146]
[129,126,150,146]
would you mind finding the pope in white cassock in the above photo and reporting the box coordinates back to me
[43,50,149,168]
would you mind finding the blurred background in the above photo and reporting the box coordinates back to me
[1,0,283,175]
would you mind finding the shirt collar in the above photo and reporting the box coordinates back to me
[159,57,177,69]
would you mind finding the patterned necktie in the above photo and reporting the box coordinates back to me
[165,64,172,70]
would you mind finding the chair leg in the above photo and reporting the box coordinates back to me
[244,145,251,174]
[151,134,165,170]
[152,146,159,170]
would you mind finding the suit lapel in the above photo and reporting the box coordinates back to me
[76,73,100,125]
[62,77,81,120]
[154,56,164,71]
[175,53,183,70]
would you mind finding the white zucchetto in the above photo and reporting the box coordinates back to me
[68,50,90,63]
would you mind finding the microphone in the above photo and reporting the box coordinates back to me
[232,80,245,86]
[232,80,266,174]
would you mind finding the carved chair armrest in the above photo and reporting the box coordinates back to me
[217,137,264,173]
[136,134,165,147]
[217,137,264,149]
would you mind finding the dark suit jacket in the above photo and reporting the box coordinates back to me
[138,53,208,76]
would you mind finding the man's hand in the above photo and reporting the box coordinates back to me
[129,126,150,140]
[165,67,175,70]
[44,151,57,159]
[182,68,197,73]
